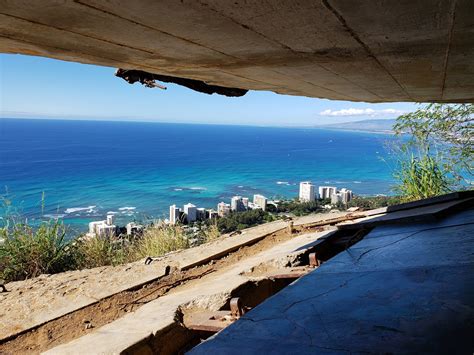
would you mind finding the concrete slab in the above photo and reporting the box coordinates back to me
[43,229,334,354]
[293,211,351,227]
[0,261,169,342]
[338,197,473,229]
[0,212,344,343]
[190,208,474,354]
[175,220,288,271]
[1,1,473,102]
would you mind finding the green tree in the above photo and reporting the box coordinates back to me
[275,199,322,216]
[392,103,473,201]
[216,209,268,233]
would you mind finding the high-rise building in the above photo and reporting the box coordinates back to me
[242,197,249,208]
[231,196,246,212]
[126,222,143,236]
[183,203,197,223]
[253,194,268,211]
[331,192,342,205]
[330,188,353,205]
[88,221,102,235]
[299,181,315,202]
[96,223,116,238]
[106,214,115,226]
[207,209,219,219]
[217,202,231,217]
[340,188,353,204]
[318,186,337,200]
[88,219,116,238]
[247,202,260,210]
[169,204,180,225]
[196,207,207,221]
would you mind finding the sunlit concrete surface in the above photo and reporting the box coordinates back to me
[191,207,474,354]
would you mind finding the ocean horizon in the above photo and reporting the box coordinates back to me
[0,118,397,234]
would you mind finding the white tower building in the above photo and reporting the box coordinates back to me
[106,214,115,226]
[217,202,231,217]
[331,193,342,205]
[340,188,353,204]
[299,181,315,202]
[183,203,197,223]
[253,194,268,211]
[169,204,180,225]
[231,196,246,212]
[318,186,337,199]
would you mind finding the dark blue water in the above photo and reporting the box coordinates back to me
[0,118,395,232]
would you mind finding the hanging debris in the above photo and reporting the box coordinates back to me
[115,69,248,97]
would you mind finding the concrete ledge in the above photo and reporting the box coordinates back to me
[190,208,474,354]
[43,230,333,354]
[0,213,346,343]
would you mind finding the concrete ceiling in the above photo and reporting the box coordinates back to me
[1,0,473,102]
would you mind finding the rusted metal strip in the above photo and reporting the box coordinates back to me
[309,252,321,267]
[230,298,243,318]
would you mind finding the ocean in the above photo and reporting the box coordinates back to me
[0,118,396,233]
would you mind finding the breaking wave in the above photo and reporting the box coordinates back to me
[118,207,136,211]
[65,206,96,214]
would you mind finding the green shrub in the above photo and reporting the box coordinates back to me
[394,154,451,202]
[0,188,199,281]
[276,200,322,216]
[347,195,402,209]
[0,219,75,282]
[391,103,472,200]
[217,209,268,233]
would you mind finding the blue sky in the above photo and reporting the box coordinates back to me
[0,54,417,126]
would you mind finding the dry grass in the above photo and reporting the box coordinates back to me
[200,223,221,243]
[73,236,130,269]
[132,224,190,260]
[1,199,226,282]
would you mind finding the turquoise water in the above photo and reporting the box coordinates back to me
[0,118,396,233]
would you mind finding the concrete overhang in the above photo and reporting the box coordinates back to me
[1,0,473,102]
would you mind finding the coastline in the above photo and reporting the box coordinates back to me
[312,126,395,135]
[1,119,396,232]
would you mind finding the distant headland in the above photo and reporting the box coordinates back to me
[314,118,396,134]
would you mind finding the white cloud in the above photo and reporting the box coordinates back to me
[320,108,404,117]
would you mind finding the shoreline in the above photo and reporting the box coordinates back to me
[30,192,396,235]
[312,126,395,135]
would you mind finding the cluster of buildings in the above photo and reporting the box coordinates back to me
[86,183,353,238]
[299,181,353,205]
[218,194,268,216]
[169,203,219,225]
[87,214,117,238]
[170,194,268,224]
[85,193,269,237]
[86,214,143,238]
